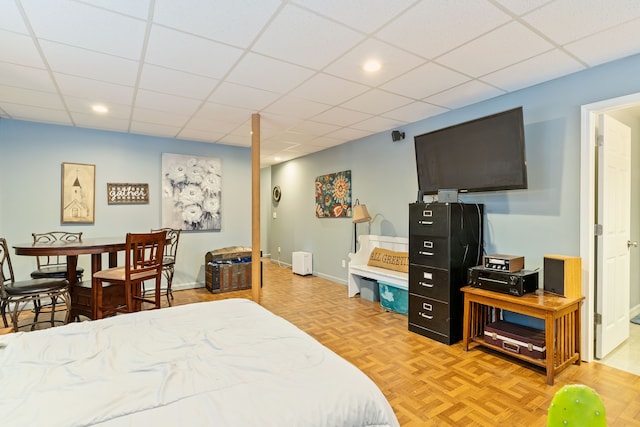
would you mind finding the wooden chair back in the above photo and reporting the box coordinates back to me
[125,232,166,282]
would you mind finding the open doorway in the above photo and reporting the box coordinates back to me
[580,93,640,369]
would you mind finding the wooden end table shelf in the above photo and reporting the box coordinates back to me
[461,286,584,385]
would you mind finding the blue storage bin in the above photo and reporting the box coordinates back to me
[378,281,408,315]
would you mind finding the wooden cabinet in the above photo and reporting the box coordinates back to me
[461,286,583,384]
[408,202,483,344]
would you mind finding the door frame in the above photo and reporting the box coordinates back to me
[580,92,640,362]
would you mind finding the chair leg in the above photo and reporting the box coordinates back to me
[163,267,175,306]
[1,300,8,328]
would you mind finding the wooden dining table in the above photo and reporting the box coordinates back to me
[13,237,128,320]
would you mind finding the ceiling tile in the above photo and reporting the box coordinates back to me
[0,62,57,92]
[565,17,640,67]
[494,0,550,16]
[55,74,134,105]
[145,25,243,78]
[41,40,139,86]
[178,128,227,143]
[523,0,640,44]
[0,29,44,68]
[350,115,405,133]
[138,64,218,99]
[70,111,130,132]
[311,107,372,127]
[382,101,449,123]
[425,80,505,110]
[21,0,146,60]
[0,85,64,110]
[325,39,425,87]
[341,89,413,115]
[376,0,511,59]
[132,107,190,128]
[437,22,554,77]
[381,62,470,99]
[78,0,150,20]
[130,120,181,138]
[288,73,369,105]
[226,53,315,94]
[292,0,415,33]
[482,50,585,92]
[0,1,29,34]
[153,0,280,48]
[252,4,363,69]
[209,82,281,111]
[263,97,331,120]
[2,103,71,125]
[65,96,130,119]
[324,127,371,141]
[134,90,201,115]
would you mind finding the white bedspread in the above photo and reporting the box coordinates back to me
[0,299,399,427]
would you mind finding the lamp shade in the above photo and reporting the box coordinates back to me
[352,201,371,223]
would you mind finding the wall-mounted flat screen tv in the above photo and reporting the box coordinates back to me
[414,106,527,195]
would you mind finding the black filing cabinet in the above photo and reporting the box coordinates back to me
[408,202,483,344]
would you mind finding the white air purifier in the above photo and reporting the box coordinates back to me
[292,251,312,276]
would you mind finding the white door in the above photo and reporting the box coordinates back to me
[596,114,632,359]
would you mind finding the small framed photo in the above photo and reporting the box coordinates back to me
[61,162,95,223]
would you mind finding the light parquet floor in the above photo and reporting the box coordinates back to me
[13,260,640,426]
[170,261,640,427]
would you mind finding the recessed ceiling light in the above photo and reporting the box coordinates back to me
[274,156,281,161]
[363,59,382,73]
[92,104,109,114]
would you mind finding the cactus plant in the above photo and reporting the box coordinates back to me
[547,384,607,426]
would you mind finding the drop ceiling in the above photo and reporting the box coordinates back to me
[1,0,640,166]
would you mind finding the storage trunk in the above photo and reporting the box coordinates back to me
[205,246,260,293]
[483,320,546,359]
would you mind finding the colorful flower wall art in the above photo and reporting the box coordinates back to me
[315,170,352,218]
[162,153,222,231]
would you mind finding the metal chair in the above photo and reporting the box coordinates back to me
[31,231,84,282]
[146,228,180,306]
[93,232,166,319]
[0,238,70,332]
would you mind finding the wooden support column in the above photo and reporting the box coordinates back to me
[251,113,261,303]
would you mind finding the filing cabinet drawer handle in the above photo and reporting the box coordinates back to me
[419,313,434,320]
[422,241,433,248]
[418,251,433,256]
[419,281,434,288]
[418,220,433,225]
[422,210,432,217]
[423,272,433,280]
[422,302,433,311]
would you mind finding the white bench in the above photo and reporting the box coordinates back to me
[347,235,408,297]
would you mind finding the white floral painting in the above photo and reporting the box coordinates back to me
[162,153,222,231]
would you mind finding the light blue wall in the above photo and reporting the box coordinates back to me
[0,120,252,287]
[268,52,640,307]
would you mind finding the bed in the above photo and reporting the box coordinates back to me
[0,298,399,427]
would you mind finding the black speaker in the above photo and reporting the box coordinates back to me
[391,130,405,142]
[543,255,581,298]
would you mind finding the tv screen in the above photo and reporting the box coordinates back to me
[414,107,527,195]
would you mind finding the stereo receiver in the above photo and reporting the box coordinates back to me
[468,266,538,296]
[482,254,524,272]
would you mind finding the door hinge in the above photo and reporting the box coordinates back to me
[594,224,603,236]
[594,313,602,325]
[596,134,604,146]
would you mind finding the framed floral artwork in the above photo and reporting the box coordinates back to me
[161,153,222,231]
[61,162,95,223]
[315,170,352,218]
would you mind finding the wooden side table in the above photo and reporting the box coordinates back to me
[461,286,584,385]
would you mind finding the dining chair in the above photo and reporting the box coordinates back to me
[93,231,166,319]
[147,228,181,306]
[0,238,70,332]
[31,231,85,282]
